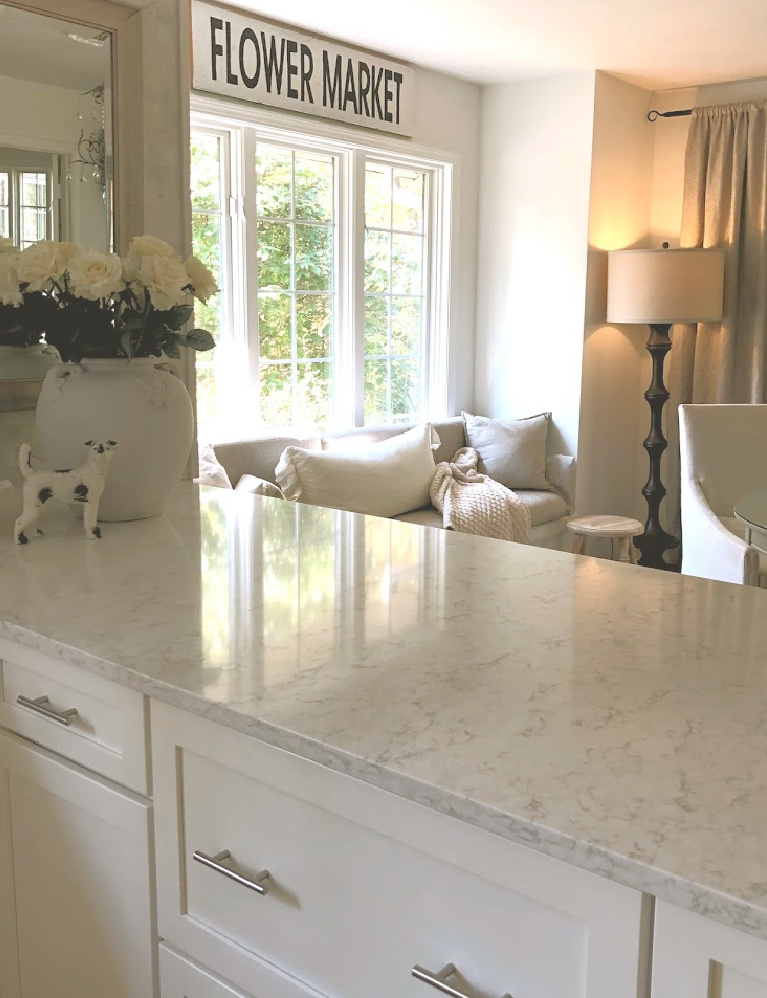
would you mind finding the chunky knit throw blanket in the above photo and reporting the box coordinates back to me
[430,447,531,544]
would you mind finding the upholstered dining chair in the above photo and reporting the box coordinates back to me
[679,404,767,587]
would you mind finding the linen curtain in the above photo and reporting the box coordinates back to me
[667,101,767,546]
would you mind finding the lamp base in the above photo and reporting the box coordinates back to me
[635,323,680,571]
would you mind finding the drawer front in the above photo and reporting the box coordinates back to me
[159,945,323,998]
[0,637,148,794]
[153,702,646,998]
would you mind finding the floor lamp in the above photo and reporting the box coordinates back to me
[606,246,724,571]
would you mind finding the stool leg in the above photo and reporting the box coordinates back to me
[617,536,631,563]
[629,541,638,565]
[572,533,585,555]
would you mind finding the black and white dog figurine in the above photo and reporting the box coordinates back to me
[14,440,117,545]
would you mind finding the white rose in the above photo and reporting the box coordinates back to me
[185,255,219,304]
[133,253,191,310]
[123,235,179,282]
[57,242,78,269]
[68,249,123,301]
[16,240,64,291]
[0,253,21,305]
[0,237,16,255]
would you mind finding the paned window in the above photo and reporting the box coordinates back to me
[256,144,336,428]
[0,173,9,239]
[191,111,451,441]
[364,163,427,424]
[0,167,53,247]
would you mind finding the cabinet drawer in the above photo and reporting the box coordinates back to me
[159,944,322,998]
[0,637,149,794]
[153,702,646,998]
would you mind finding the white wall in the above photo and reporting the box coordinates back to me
[474,72,596,457]
[410,67,481,415]
[577,72,654,520]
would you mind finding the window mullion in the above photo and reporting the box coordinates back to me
[290,150,298,426]
[241,127,260,427]
[346,149,366,427]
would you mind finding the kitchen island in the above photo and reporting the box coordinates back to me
[1,484,767,998]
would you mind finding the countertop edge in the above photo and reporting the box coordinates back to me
[3,619,766,943]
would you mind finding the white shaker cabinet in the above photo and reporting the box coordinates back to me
[652,901,767,998]
[0,728,156,998]
[152,701,650,998]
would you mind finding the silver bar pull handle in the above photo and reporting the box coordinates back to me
[412,963,513,998]
[192,849,271,895]
[17,695,78,726]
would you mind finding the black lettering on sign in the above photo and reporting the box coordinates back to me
[392,71,403,124]
[300,44,314,103]
[225,21,238,85]
[286,39,299,98]
[210,17,224,82]
[343,58,357,113]
[371,65,384,120]
[323,51,342,107]
[358,61,371,117]
[383,68,393,122]
[261,32,286,94]
[239,27,260,89]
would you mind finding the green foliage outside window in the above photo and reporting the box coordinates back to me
[192,133,428,433]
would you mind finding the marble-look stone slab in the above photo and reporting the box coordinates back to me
[1,485,767,939]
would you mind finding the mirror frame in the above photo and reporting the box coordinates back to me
[0,0,194,418]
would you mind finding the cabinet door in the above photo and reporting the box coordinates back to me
[653,901,767,998]
[0,728,156,998]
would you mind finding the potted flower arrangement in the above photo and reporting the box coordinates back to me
[16,235,220,521]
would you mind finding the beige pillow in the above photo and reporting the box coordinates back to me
[235,474,284,498]
[276,423,440,518]
[462,412,551,491]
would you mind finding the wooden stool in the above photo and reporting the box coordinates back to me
[567,515,643,564]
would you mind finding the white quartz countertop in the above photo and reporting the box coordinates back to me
[2,484,767,939]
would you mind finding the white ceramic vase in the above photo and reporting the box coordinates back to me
[0,344,60,381]
[35,358,194,521]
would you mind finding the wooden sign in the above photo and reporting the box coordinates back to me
[191,1,415,136]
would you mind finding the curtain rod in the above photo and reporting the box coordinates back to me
[647,108,692,121]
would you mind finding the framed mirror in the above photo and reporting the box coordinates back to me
[0,6,113,252]
[0,0,189,480]
[0,4,113,411]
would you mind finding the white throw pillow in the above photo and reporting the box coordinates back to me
[196,441,233,489]
[235,474,284,498]
[276,423,440,518]
[462,412,552,491]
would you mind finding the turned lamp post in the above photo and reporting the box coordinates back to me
[606,245,725,571]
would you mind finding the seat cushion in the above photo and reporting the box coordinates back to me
[276,423,439,518]
[516,489,568,527]
[393,507,444,529]
[395,490,567,531]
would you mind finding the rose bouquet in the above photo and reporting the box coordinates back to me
[0,236,218,362]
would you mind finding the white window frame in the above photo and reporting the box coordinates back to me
[191,93,456,431]
[0,159,57,247]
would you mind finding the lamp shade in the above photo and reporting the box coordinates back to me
[606,247,725,324]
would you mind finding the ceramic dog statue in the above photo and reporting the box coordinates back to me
[14,440,117,545]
